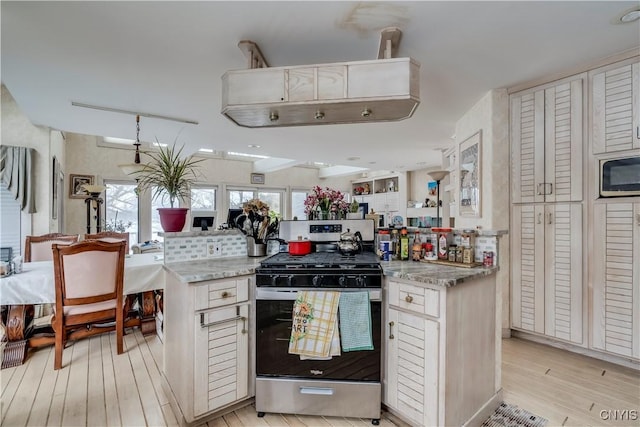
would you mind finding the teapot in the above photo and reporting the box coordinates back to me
[338,229,362,255]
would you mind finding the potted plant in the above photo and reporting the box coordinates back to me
[134,143,204,232]
[346,199,361,219]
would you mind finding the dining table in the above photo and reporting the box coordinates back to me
[0,253,166,368]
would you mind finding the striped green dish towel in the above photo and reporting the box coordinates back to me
[338,291,373,352]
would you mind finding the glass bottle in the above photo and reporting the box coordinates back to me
[400,227,410,261]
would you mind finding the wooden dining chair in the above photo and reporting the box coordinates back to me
[51,240,127,370]
[25,233,79,262]
[84,231,130,253]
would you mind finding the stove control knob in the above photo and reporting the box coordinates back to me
[288,275,295,287]
[339,276,347,287]
[270,275,278,287]
[312,275,323,287]
[357,275,366,287]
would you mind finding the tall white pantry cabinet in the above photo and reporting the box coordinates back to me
[510,55,640,364]
[510,74,585,345]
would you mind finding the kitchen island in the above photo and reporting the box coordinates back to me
[161,255,500,426]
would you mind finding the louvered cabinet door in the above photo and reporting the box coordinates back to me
[511,205,545,334]
[592,61,640,154]
[592,203,640,360]
[385,308,439,427]
[511,90,545,204]
[544,203,583,344]
[193,303,249,416]
[544,78,584,202]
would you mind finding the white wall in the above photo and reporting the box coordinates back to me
[1,84,61,237]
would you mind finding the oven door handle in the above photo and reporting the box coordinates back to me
[256,287,381,301]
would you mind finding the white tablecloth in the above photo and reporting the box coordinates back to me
[0,253,165,305]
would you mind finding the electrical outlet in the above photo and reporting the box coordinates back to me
[205,238,222,258]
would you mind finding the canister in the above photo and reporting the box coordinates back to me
[460,230,477,248]
[483,251,494,267]
[455,247,463,263]
[448,245,457,262]
[463,247,474,264]
[433,227,453,260]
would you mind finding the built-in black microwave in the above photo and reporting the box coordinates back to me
[600,156,640,197]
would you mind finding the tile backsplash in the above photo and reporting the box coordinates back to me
[163,230,247,263]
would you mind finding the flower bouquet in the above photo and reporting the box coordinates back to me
[304,186,349,219]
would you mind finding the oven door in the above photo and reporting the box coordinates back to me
[256,287,381,382]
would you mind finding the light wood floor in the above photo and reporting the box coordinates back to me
[1,330,638,426]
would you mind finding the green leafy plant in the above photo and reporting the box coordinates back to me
[134,143,204,208]
[349,199,360,213]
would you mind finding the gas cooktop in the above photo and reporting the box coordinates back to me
[259,251,380,269]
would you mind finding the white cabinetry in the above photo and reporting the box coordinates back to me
[384,277,498,426]
[591,59,640,154]
[511,204,583,344]
[591,202,640,360]
[511,75,584,203]
[164,276,252,423]
[510,73,585,346]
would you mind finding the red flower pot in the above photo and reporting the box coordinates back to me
[157,208,189,232]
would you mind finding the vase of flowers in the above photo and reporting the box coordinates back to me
[304,186,349,220]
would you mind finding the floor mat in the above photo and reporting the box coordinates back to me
[482,402,548,427]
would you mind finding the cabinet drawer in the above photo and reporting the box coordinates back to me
[195,278,249,310]
[388,281,439,318]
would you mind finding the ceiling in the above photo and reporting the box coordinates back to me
[2,1,639,175]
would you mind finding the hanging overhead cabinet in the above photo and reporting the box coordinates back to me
[221,57,420,128]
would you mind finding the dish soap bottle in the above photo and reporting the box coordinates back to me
[400,227,410,261]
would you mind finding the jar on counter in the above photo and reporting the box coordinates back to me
[455,247,463,263]
[433,227,453,260]
[448,245,457,262]
[463,247,474,264]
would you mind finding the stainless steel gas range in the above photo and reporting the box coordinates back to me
[254,220,382,425]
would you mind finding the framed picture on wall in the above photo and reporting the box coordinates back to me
[69,174,94,199]
[250,173,265,184]
[459,130,482,217]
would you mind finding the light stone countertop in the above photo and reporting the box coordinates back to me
[381,260,498,287]
[164,254,497,287]
[165,256,267,283]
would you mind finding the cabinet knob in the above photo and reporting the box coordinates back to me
[221,291,230,298]
[405,294,414,303]
[388,321,395,340]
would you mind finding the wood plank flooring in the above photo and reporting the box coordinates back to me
[1,331,638,426]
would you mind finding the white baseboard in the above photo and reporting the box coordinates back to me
[463,390,503,427]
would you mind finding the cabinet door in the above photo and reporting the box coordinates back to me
[385,308,439,427]
[592,61,640,154]
[225,69,285,104]
[544,78,583,202]
[511,90,545,203]
[592,203,640,359]
[511,204,545,334]
[544,203,583,344]
[511,90,544,203]
[194,304,249,416]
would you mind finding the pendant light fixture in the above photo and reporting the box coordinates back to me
[118,115,146,176]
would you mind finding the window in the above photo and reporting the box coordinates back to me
[0,186,22,257]
[104,181,139,247]
[227,188,283,219]
[291,190,309,220]
[191,186,217,210]
[151,187,171,241]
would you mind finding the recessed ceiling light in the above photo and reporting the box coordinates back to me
[347,156,360,161]
[620,9,640,23]
[198,148,214,153]
[368,161,377,165]
[248,144,261,148]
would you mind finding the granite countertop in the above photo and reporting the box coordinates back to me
[381,260,498,287]
[165,254,497,288]
[165,256,267,283]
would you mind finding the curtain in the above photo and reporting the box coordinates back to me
[0,145,36,213]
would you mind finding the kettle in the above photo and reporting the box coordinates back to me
[338,229,362,255]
